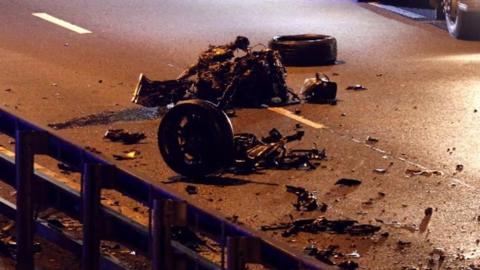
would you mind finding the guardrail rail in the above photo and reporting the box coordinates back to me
[0,107,334,270]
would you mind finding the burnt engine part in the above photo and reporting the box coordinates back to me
[268,34,337,66]
[132,36,299,109]
[301,73,337,104]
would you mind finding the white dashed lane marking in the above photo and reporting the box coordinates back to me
[32,13,92,34]
[268,107,326,129]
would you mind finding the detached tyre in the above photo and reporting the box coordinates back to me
[269,34,337,66]
[444,0,480,40]
[158,99,234,178]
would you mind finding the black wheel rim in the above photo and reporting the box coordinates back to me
[158,100,234,177]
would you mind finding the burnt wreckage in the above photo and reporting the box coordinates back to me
[132,36,299,109]
[132,36,335,177]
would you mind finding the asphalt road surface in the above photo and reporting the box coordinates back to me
[2,0,480,269]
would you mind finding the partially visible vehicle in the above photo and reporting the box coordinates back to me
[359,0,480,40]
[442,0,480,39]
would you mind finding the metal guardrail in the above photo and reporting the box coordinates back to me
[0,107,334,270]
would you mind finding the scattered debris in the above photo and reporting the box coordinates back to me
[104,129,146,145]
[304,244,359,269]
[301,73,337,104]
[305,244,341,265]
[230,129,326,173]
[335,178,362,187]
[338,261,359,270]
[425,207,433,216]
[265,217,381,237]
[171,227,207,251]
[113,150,140,161]
[286,185,327,212]
[132,36,299,110]
[346,84,367,91]
[84,146,102,154]
[405,168,443,177]
[57,163,78,174]
[185,185,198,195]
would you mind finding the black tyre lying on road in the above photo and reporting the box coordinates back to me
[443,0,480,40]
[158,100,234,178]
[268,34,337,66]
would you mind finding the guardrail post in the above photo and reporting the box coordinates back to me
[81,164,114,270]
[15,130,48,270]
[151,199,187,270]
[227,237,261,270]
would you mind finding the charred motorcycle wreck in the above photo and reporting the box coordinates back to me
[132,36,337,178]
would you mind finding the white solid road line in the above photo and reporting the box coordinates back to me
[267,107,326,129]
[32,12,92,34]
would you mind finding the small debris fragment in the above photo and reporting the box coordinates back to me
[84,146,102,154]
[335,178,362,187]
[366,136,379,143]
[286,185,327,212]
[104,129,146,145]
[346,251,360,258]
[185,185,198,195]
[405,168,443,177]
[346,84,367,91]
[57,163,78,174]
[397,240,412,250]
[47,218,65,230]
[4,88,11,92]
[373,168,387,174]
[338,261,359,270]
[171,226,207,251]
[425,207,433,216]
[456,164,464,172]
[113,150,140,161]
[98,80,103,84]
